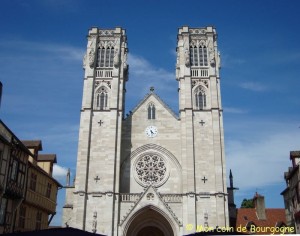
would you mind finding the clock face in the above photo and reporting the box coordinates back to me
[145,126,158,138]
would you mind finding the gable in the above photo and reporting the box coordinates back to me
[128,92,178,121]
[120,185,182,228]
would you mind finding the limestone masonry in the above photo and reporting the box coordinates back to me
[63,26,228,236]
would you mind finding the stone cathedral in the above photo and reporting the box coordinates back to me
[63,26,229,236]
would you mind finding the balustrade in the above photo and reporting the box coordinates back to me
[120,193,183,203]
[96,69,113,78]
[26,190,56,213]
[120,193,141,202]
[161,194,182,203]
[191,68,209,78]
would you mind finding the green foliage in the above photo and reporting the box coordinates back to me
[241,198,254,208]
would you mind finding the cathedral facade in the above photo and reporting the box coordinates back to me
[63,26,228,236]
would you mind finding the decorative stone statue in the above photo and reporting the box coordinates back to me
[208,39,215,67]
[82,53,87,69]
[184,47,190,67]
[66,168,70,187]
[114,47,119,68]
[123,50,128,68]
[88,36,96,68]
[89,49,95,68]
[92,211,97,233]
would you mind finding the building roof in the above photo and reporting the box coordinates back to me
[236,208,286,233]
[284,165,299,180]
[38,154,57,163]
[0,120,33,157]
[290,150,300,159]
[22,140,43,151]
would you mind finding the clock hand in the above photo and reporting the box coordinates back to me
[150,130,154,134]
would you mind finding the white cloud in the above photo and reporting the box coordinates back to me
[239,81,267,92]
[226,119,300,190]
[221,53,246,68]
[128,54,174,83]
[47,44,85,61]
[263,51,300,65]
[0,40,85,62]
[126,54,178,112]
[53,164,68,183]
[224,107,248,114]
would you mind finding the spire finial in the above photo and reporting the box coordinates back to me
[150,86,154,92]
[66,168,70,187]
[229,169,233,188]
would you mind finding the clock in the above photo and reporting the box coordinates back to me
[145,126,158,138]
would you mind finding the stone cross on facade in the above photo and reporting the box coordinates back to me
[202,176,208,183]
[94,176,100,183]
[199,120,205,126]
[98,120,104,126]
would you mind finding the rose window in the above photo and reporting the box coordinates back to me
[135,154,167,186]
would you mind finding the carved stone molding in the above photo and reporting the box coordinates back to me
[99,30,114,36]
[189,28,207,35]
[94,80,111,89]
[192,79,209,88]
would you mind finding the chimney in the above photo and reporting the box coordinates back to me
[253,192,266,220]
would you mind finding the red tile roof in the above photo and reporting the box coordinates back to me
[236,208,287,234]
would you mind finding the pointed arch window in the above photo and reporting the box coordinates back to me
[95,86,109,110]
[195,87,206,110]
[148,103,156,119]
[190,45,208,67]
[97,46,114,68]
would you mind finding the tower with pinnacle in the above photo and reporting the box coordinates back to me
[63,26,228,236]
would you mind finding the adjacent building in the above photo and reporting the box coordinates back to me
[227,170,288,234]
[0,120,61,233]
[281,150,300,233]
[236,193,287,234]
[0,120,31,233]
[63,25,228,235]
[14,140,62,232]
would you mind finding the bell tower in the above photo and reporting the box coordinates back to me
[64,25,229,235]
[64,27,128,233]
[176,26,228,230]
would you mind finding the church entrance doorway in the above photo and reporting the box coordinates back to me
[137,226,164,236]
[125,206,174,236]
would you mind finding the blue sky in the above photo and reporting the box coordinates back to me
[1,0,300,226]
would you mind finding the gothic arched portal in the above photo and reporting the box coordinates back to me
[124,206,175,236]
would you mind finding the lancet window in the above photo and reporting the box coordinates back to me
[96,46,114,68]
[95,86,109,110]
[148,103,156,119]
[195,87,207,110]
[190,45,208,67]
